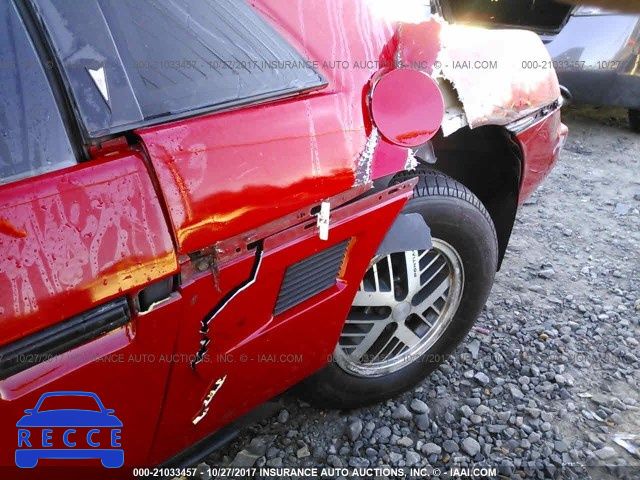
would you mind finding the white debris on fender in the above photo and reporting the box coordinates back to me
[433,22,561,130]
[404,148,419,170]
[317,201,331,241]
[354,127,380,186]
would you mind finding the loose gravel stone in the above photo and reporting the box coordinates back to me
[443,440,459,454]
[397,436,413,448]
[594,447,617,460]
[346,420,363,441]
[415,413,430,431]
[474,372,491,385]
[392,405,413,422]
[510,386,524,399]
[476,405,491,416]
[196,463,212,480]
[405,451,421,466]
[460,405,473,418]
[538,268,556,279]
[410,398,429,414]
[348,457,370,468]
[389,452,402,464]
[461,437,481,457]
[277,410,289,424]
[422,443,442,455]
[229,449,261,467]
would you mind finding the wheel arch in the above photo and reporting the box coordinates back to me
[416,125,522,269]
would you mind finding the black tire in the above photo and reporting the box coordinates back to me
[299,171,498,409]
[629,109,640,133]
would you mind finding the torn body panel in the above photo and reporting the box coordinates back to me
[149,180,416,464]
[436,23,561,129]
[0,0,570,468]
[396,18,561,135]
[136,6,563,258]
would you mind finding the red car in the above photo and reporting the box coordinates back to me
[0,0,567,473]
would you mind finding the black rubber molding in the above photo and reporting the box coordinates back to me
[0,297,130,380]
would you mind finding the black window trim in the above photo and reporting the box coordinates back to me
[14,0,87,161]
[26,0,328,145]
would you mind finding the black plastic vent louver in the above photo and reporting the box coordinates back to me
[274,240,350,315]
[0,297,130,380]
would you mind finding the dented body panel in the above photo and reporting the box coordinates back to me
[515,109,568,204]
[0,154,178,343]
[135,0,398,255]
[0,0,567,469]
[138,6,563,256]
[137,96,363,255]
[148,181,415,463]
[397,19,562,134]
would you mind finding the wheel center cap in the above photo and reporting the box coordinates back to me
[392,301,411,321]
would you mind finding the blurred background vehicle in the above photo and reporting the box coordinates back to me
[543,6,640,132]
[433,0,573,33]
[433,1,640,132]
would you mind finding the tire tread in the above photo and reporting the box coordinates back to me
[393,170,498,252]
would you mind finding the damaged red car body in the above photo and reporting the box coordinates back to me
[0,0,567,471]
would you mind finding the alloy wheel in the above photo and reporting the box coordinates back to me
[334,238,464,377]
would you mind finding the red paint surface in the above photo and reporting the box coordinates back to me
[395,20,443,75]
[135,0,417,255]
[517,110,568,204]
[0,153,180,467]
[148,183,413,463]
[137,98,359,255]
[0,298,182,467]
[0,154,178,345]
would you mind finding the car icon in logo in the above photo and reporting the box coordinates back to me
[15,391,123,468]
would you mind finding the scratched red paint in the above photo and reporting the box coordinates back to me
[136,0,408,255]
[0,154,178,345]
[0,218,27,239]
[395,20,443,75]
[517,110,568,204]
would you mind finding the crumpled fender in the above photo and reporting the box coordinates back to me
[395,17,561,135]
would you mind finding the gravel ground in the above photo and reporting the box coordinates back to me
[200,106,640,479]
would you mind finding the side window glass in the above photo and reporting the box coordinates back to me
[104,0,325,119]
[0,1,75,185]
[31,0,326,138]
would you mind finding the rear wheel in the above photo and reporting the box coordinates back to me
[300,171,498,408]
